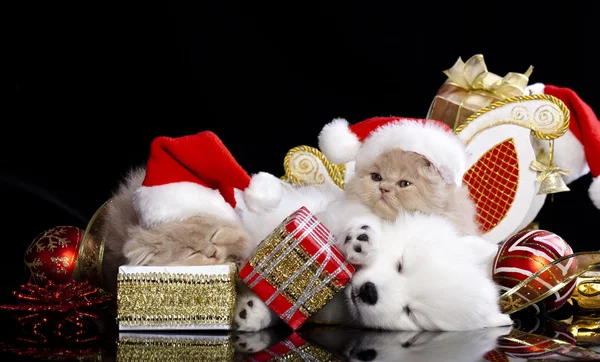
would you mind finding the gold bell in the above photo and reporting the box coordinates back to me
[531,140,571,195]
[537,171,570,195]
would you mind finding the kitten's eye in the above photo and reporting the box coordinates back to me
[398,180,411,188]
[397,262,403,273]
[371,173,382,182]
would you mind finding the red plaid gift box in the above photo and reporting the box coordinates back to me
[239,206,354,331]
[243,332,339,362]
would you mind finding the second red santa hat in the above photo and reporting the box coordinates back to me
[318,116,467,187]
[133,131,251,228]
[527,83,600,209]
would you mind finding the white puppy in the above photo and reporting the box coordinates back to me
[346,212,512,331]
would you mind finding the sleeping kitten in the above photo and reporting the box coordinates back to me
[100,168,252,296]
[324,148,479,265]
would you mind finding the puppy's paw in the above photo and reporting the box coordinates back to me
[339,224,378,265]
[243,172,284,213]
[234,294,277,332]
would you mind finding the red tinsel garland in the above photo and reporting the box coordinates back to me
[0,280,112,343]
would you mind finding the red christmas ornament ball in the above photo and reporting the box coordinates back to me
[493,229,578,313]
[24,226,84,286]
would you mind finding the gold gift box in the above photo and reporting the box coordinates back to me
[427,54,533,130]
[117,333,234,362]
[116,264,237,330]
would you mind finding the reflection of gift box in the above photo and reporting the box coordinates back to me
[117,264,237,330]
[427,54,533,130]
[239,206,354,331]
[117,332,234,362]
[243,332,339,362]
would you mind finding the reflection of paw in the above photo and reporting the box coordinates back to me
[233,331,273,354]
[234,294,275,332]
[339,224,377,265]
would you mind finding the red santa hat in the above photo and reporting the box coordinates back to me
[527,83,600,209]
[318,116,468,186]
[133,131,251,228]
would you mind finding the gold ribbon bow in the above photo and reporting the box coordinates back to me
[443,54,534,100]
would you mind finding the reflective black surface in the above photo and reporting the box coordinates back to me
[1,309,598,361]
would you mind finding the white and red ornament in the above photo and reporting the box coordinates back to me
[493,229,578,313]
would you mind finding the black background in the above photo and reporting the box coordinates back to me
[8,1,599,303]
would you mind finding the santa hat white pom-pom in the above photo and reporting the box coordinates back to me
[590,177,600,209]
[318,118,361,164]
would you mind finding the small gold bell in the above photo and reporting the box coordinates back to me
[537,171,570,195]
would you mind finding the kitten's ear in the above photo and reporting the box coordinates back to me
[433,164,455,185]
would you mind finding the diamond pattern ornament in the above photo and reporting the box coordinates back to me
[455,95,570,244]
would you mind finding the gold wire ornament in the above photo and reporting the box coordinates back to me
[530,139,570,195]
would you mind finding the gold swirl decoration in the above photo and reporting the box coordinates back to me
[454,93,570,142]
[281,145,346,189]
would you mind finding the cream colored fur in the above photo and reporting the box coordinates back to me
[100,168,252,295]
[345,149,480,235]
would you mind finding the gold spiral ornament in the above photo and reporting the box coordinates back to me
[510,105,530,122]
[532,104,562,137]
[454,93,570,141]
[281,146,346,189]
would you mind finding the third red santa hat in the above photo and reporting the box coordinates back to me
[318,116,468,186]
[133,131,251,228]
[527,83,600,209]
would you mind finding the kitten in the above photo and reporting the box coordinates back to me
[100,168,252,295]
[345,148,479,234]
[322,148,479,266]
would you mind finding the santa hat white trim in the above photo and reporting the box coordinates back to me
[318,118,361,164]
[356,121,468,186]
[590,177,600,209]
[133,182,240,229]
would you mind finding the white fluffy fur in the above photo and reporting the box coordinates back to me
[238,172,342,249]
[526,82,546,95]
[356,121,468,186]
[318,118,361,164]
[133,182,240,228]
[344,212,512,331]
[590,176,600,209]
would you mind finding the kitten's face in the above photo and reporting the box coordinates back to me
[345,149,450,220]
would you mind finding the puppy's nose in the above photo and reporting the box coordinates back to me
[358,282,378,305]
[379,187,389,193]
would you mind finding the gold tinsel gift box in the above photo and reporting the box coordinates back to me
[116,263,237,330]
[117,332,234,362]
[427,54,533,130]
[238,206,355,331]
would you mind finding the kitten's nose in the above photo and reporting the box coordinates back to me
[358,282,378,305]
[379,187,389,193]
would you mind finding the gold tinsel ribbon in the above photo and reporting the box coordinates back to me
[116,265,237,328]
[499,252,600,315]
[500,329,600,360]
[443,54,533,130]
[117,335,235,362]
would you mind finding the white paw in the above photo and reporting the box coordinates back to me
[234,294,276,332]
[243,172,284,213]
[339,224,378,265]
